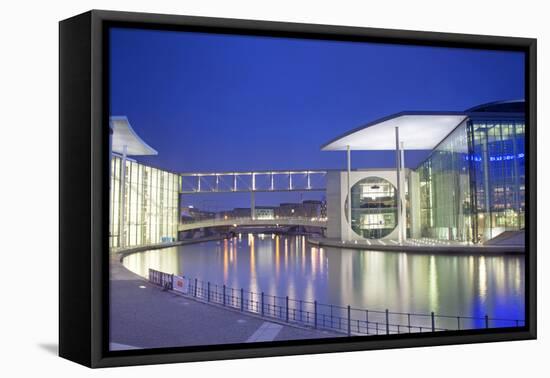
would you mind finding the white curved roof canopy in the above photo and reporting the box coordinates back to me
[110,116,158,156]
[321,112,467,151]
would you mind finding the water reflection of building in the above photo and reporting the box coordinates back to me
[323,100,525,244]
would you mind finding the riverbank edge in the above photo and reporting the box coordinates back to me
[111,240,345,337]
[307,237,524,255]
[112,235,228,261]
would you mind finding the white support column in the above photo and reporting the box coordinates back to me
[400,141,407,242]
[108,125,113,248]
[120,145,127,248]
[395,127,402,245]
[197,174,201,192]
[215,174,219,192]
[481,134,491,241]
[307,172,311,190]
[271,172,274,191]
[252,173,256,191]
[233,174,237,192]
[346,145,352,241]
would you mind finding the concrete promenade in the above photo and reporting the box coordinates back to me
[110,254,339,350]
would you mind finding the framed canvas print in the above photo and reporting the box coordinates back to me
[59,10,537,368]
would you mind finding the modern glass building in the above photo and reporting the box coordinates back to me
[109,156,179,248]
[323,100,525,244]
[109,117,179,249]
[417,101,525,243]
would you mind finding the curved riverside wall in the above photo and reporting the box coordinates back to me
[307,237,525,255]
[113,234,228,261]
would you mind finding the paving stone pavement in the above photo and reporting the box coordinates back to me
[110,254,341,350]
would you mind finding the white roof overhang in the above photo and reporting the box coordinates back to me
[321,112,468,151]
[110,116,158,156]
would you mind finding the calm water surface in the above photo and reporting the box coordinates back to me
[123,234,525,321]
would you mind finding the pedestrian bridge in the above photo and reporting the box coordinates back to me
[178,217,327,232]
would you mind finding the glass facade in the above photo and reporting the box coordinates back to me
[467,117,525,242]
[415,112,525,243]
[346,177,398,239]
[417,120,473,242]
[109,155,180,249]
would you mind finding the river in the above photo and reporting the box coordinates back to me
[122,233,525,327]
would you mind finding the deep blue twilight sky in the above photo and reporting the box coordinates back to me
[109,28,524,210]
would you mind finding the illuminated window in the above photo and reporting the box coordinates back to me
[345,177,397,239]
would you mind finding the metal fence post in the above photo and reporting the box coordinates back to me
[240,288,244,312]
[261,292,264,316]
[170,274,174,290]
[408,313,411,332]
[385,309,390,335]
[314,301,318,328]
[347,305,351,336]
[286,296,289,323]
[194,278,197,297]
[223,285,226,307]
[485,314,489,329]
[431,312,435,332]
[365,310,369,335]
[299,300,303,321]
[207,281,211,302]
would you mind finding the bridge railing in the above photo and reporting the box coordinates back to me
[179,170,327,194]
[148,269,525,336]
[180,216,327,224]
[178,216,328,232]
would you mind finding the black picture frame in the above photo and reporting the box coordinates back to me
[59,9,537,368]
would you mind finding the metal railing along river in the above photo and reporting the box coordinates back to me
[149,268,525,336]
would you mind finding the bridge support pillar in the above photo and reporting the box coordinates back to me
[251,191,255,219]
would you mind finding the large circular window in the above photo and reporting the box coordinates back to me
[345,177,398,239]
